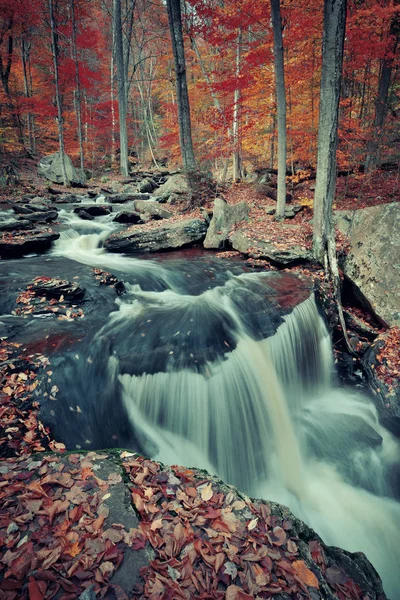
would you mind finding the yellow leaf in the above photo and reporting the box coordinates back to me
[201,482,213,502]
[293,560,319,588]
[67,541,81,557]
[150,518,163,531]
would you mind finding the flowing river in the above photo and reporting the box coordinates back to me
[2,206,400,598]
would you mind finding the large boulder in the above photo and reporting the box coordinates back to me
[153,173,188,198]
[38,152,86,186]
[104,218,207,253]
[73,205,110,217]
[336,203,400,326]
[137,177,157,193]
[230,230,311,265]
[106,193,150,203]
[0,228,59,258]
[134,200,172,219]
[113,211,142,224]
[204,197,249,249]
[0,451,387,599]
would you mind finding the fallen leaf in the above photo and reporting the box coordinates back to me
[201,483,213,502]
[293,560,319,588]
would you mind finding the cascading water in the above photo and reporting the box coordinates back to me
[49,209,400,598]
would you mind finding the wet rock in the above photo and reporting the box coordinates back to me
[106,193,150,203]
[55,193,81,204]
[204,197,249,249]
[336,203,400,326]
[29,277,85,302]
[73,205,110,217]
[362,329,400,436]
[134,200,172,219]
[230,230,311,265]
[75,209,94,221]
[0,219,33,232]
[38,152,86,186]
[104,218,207,253]
[153,173,188,197]
[24,210,58,223]
[137,177,157,193]
[113,211,142,224]
[0,229,59,258]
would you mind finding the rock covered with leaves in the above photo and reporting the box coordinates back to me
[0,451,387,600]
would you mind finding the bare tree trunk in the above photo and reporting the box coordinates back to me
[21,38,35,153]
[0,19,25,150]
[49,0,69,186]
[313,0,352,351]
[113,0,129,176]
[166,0,197,182]
[70,0,84,174]
[110,38,116,168]
[232,29,243,182]
[270,0,287,220]
[364,12,399,173]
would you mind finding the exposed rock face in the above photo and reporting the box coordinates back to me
[0,451,387,600]
[134,200,172,219]
[336,203,400,327]
[362,328,400,437]
[104,218,207,253]
[23,210,58,223]
[0,219,33,232]
[204,197,249,249]
[38,152,86,186]
[153,173,188,198]
[0,229,59,258]
[230,230,311,265]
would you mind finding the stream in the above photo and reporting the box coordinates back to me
[1,204,400,598]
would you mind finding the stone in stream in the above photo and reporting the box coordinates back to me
[230,229,311,265]
[73,205,110,217]
[204,197,249,249]
[137,177,157,193]
[23,210,58,223]
[106,193,150,203]
[113,211,142,224]
[0,219,33,232]
[134,200,172,219]
[104,218,207,253]
[0,228,59,258]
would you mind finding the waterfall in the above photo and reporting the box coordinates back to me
[50,214,400,599]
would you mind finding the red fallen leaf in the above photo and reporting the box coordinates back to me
[41,545,63,570]
[271,526,287,546]
[0,579,23,590]
[28,577,44,600]
[47,499,70,524]
[293,560,319,589]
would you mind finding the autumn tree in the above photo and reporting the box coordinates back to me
[166,0,197,183]
[48,0,69,185]
[270,0,287,219]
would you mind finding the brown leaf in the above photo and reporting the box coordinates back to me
[293,560,319,589]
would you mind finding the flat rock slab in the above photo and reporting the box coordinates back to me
[0,229,59,258]
[104,218,207,253]
[0,451,385,599]
[106,193,150,203]
[230,230,311,265]
[336,203,400,327]
[134,200,172,219]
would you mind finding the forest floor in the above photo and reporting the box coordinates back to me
[0,158,399,598]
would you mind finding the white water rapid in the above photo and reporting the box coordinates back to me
[52,210,400,599]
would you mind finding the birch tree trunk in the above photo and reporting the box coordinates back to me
[49,0,69,186]
[113,0,129,176]
[166,0,197,184]
[270,0,287,220]
[232,29,243,181]
[70,0,84,174]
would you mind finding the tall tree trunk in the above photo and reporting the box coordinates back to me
[364,11,399,173]
[313,0,352,351]
[270,0,287,220]
[0,19,25,150]
[110,38,116,168]
[21,37,35,153]
[113,0,129,176]
[232,29,243,181]
[49,0,69,186]
[166,0,197,182]
[70,0,84,174]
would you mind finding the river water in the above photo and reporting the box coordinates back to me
[2,207,400,598]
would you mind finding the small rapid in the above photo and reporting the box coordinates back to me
[48,208,400,598]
